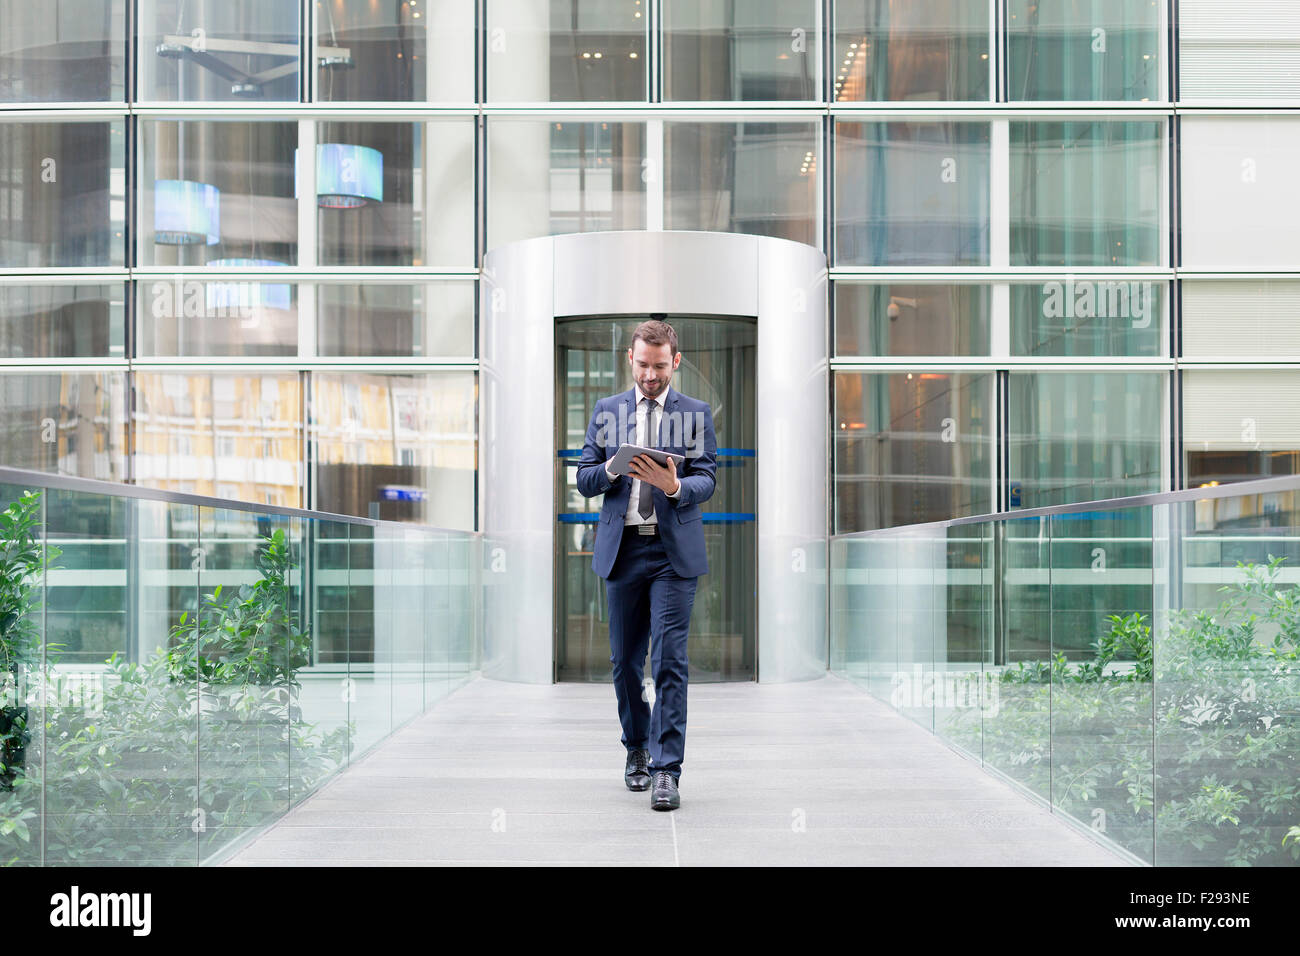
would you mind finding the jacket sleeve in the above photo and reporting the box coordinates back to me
[575,400,616,499]
[670,401,717,509]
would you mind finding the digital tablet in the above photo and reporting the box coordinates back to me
[607,443,683,477]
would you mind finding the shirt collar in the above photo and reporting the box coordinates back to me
[633,382,670,407]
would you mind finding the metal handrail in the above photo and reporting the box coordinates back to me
[0,465,478,536]
[832,473,1300,540]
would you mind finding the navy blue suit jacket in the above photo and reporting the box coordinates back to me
[575,387,717,579]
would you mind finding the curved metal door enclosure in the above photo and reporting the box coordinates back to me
[480,231,828,683]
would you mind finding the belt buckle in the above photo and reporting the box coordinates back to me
[637,524,656,536]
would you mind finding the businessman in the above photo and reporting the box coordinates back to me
[575,319,717,811]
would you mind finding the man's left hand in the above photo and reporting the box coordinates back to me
[628,454,681,496]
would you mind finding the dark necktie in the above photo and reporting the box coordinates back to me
[638,396,658,521]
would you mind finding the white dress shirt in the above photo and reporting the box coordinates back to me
[605,383,681,526]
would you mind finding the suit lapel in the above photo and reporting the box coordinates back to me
[618,386,679,448]
[657,389,679,449]
[621,388,637,447]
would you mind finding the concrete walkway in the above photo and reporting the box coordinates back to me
[224,674,1127,866]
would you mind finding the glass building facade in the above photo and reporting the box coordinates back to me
[1,1,1297,533]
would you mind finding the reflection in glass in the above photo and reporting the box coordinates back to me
[316,124,409,267]
[486,0,646,102]
[317,282,475,358]
[133,371,302,506]
[139,0,299,102]
[312,144,384,208]
[0,120,126,267]
[835,121,990,265]
[665,121,817,245]
[0,371,127,480]
[834,371,993,532]
[1184,370,1300,486]
[487,119,645,248]
[140,120,297,266]
[1011,278,1165,357]
[0,1,126,102]
[663,0,817,101]
[1008,371,1165,509]
[833,0,989,102]
[834,283,990,356]
[309,371,475,530]
[153,179,220,245]
[1007,0,1160,101]
[0,284,125,359]
[1010,120,1163,267]
[315,0,474,103]
[136,276,297,357]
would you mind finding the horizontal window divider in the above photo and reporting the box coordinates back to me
[1174,103,1300,113]
[1175,271,1300,279]
[1177,360,1300,369]
[0,359,128,369]
[0,269,130,281]
[297,357,478,367]
[130,105,476,118]
[830,107,1173,119]
[830,359,1176,371]
[829,269,1176,280]
[0,106,129,118]
[130,267,480,279]
[483,105,825,119]
[645,100,829,110]
[296,103,483,113]
[130,359,477,370]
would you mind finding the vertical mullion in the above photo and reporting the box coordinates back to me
[649,0,660,103]
[646,119,664,230]
[302,0,314,104]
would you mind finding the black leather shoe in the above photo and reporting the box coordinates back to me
[650,771,680,811]
[624,748,651,791]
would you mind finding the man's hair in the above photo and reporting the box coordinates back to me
[631,319,678,357]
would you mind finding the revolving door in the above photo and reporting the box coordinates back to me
[555,315,757,681]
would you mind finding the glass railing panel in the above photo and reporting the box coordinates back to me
[298,515,356,804]
[828,537,855,678]
[987,515,1052,802]
[830,476,1300,865]
[195,505,298,864]
[0,467,481,866]
[1156,490,1300,866]
[1048,508,1155,862]
[423,528,450,707]
[44,492,199,865]
[934,521,993,760]
[448,532,477,690]
[347,522,389,759]
[895,527,940,731]
[863,533,901,703]
[391,526,424,726]
[0,482,49,866]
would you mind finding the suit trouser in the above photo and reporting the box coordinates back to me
[604,529,698,782]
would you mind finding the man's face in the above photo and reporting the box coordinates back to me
[628,338,679,399]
